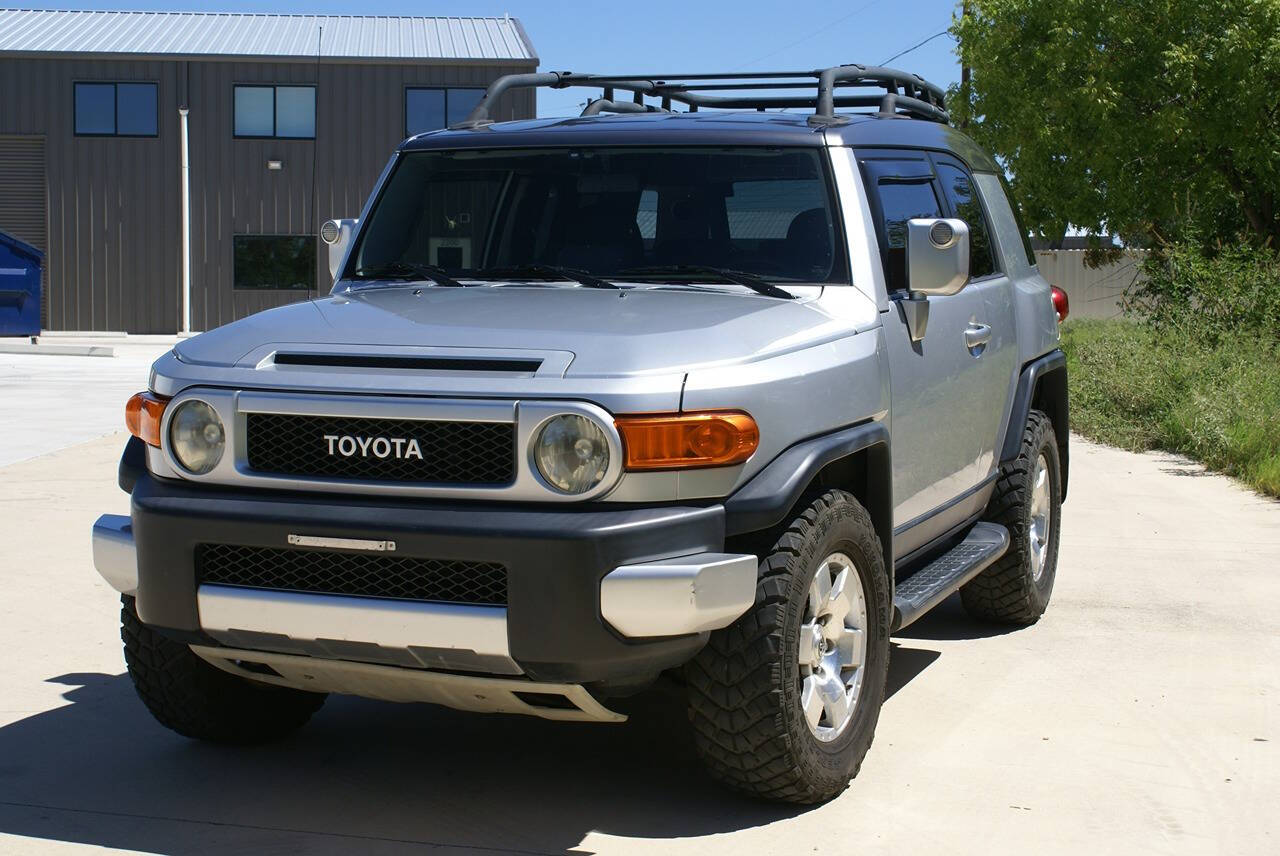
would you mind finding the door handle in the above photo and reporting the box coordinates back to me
[964,323,992,351]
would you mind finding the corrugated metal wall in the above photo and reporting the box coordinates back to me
[185,59,532,331]
[1034,250,1147,320]
[0,136,47,327]
[0,58,183,332]
[0,56,533,333]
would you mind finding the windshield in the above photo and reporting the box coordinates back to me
[349,147,847,284]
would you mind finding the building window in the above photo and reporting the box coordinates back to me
[405,87,486,136]
[74,82,158,136]
[233,236,315,290]
[234,85,316,138]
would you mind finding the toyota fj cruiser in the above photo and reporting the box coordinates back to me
[92,66,1068,804]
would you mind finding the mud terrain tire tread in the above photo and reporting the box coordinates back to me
[961,409,1061,625]
[685,490,890,804]
[121,596,326,743]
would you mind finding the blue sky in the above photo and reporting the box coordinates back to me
[22,1,965,116]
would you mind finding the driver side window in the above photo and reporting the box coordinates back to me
[872,178,943,293]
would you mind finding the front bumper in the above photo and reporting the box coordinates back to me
[93,471,757,684]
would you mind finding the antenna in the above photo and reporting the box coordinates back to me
[309,24,323,299]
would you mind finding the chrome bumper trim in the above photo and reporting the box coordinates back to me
[92,514,138,596]
[190,645,626,723]
[600,552,758,637]
[196,585,521,675]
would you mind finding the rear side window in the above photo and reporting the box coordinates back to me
[934,162,997,279]
[1000,175,1039,267]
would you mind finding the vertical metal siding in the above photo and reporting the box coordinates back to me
[0,136,48,328]
[0,57,181,332]
[1034,250,1146,320]
[188,59,533,331]
[0,56,533,333]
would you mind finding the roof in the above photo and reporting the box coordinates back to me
[401,111,1001,172]
[0,9,537,63]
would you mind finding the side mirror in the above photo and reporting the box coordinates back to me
[320,218,359,281]
[899,218,970,343]
[907,218,969,297]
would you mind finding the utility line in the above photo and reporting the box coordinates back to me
[881,29,953,66]
[734,0,885,70]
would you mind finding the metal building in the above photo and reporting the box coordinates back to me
[0,10,537,333]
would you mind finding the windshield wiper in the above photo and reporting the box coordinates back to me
[471,264,621,290]
[351,261,465,288]
[615,265,796,299]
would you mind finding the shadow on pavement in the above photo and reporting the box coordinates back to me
[893,592,1024,641]
[0,647,940,855]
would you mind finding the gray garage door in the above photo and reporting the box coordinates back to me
[0,136,47,329]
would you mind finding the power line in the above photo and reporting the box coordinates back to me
[880,29,953,66]
[734,0,886,70]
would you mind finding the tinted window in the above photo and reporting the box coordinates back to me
[234,85,315,138]
[936,163,997,278]
[406,88,488,136]
[74,83,115,134]
[234,87,274,136]
[874,179,943,291]
[74,82,157,136]
[234,236,315,290]
[275,86,316,138]
[406,89,445,135]
[446,88,484,126]
[352,147,846,284]
[116,83,157,135]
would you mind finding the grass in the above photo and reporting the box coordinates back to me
[1060,318,1280,498]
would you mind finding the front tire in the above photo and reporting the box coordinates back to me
[121,596,326,742]
[961,410,1062,624]
[685,490,890,804]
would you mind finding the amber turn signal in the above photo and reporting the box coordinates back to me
[615,411,759,471]
[125,392,169,447]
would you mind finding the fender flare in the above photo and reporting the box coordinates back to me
[1002,349,1069,500]
[119,435,147,494]
[724,420,893,579]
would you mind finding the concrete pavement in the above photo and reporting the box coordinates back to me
[0,434,1275,855]
[0,339,175,466]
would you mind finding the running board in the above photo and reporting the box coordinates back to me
[892,522,1010,631]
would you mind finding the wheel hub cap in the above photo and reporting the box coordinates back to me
[797,552,867,742]
[1029,454,1052,582]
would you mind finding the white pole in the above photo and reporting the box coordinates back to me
[178,106,192,334]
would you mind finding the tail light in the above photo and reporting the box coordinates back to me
[615,411,759,470]
[125,392,169,447]
[1051,285,1069,323]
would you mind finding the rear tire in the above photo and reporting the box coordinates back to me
[685,490,890,804]
[961,410,1062,624]
[121,596,326,742]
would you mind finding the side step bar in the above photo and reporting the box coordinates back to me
[892,522,1010,631]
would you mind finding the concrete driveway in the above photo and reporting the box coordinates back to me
[0,355,1275,854]
[0,340,175,467]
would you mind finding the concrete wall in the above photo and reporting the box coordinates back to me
[0,56,535,333]
[1035,250,1146,320]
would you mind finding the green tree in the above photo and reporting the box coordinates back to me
[950,0,1280,248]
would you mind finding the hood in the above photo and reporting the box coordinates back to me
[174,284,863,378]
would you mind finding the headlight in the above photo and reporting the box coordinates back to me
[534,414,610,494]
[169,400,225,475]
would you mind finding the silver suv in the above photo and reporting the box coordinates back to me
[92,66,1068,804]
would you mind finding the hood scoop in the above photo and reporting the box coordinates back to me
[272,352,543,375]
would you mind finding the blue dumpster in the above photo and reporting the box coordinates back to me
[0,230,43,337]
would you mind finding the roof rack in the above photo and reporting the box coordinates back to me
[452,65,948,129]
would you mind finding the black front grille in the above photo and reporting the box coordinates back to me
[197,544,508,605]
[245,412,515,485]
